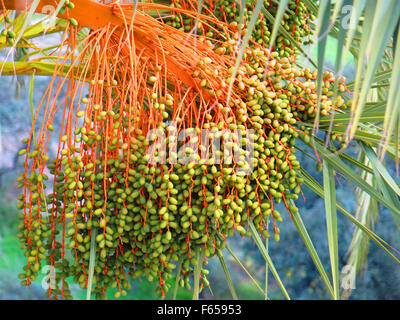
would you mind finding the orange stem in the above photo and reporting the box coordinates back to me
[3,0,121,29]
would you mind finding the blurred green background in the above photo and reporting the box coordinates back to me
[0,37,399,300]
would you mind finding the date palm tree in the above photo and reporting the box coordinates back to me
[1,0,399,300]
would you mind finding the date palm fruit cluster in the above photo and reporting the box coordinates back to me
[16,5,348,300]
[164,0,314,57]
[0,14,16,46]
